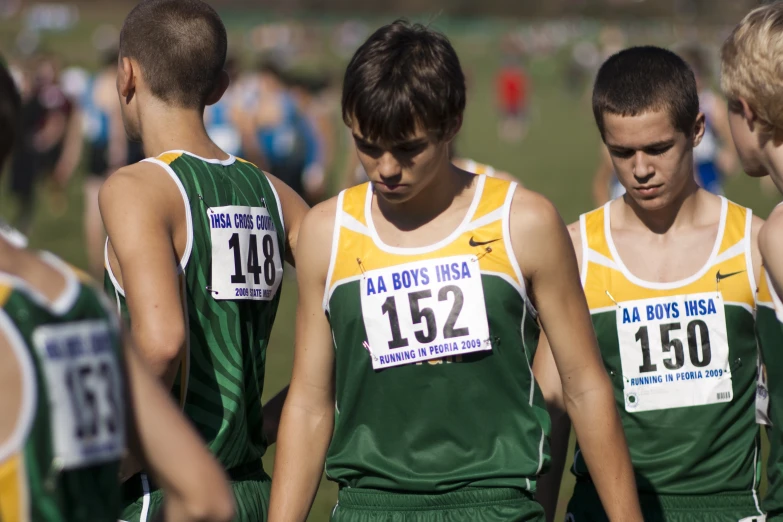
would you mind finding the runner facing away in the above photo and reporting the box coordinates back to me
[100,1,308,520]
[0,53,234,522]
[721,3,783,519]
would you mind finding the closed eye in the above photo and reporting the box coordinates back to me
[609,148,634,159]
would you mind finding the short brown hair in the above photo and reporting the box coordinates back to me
[592,46,699,139]
[342,20,466,144]
[119,0,227,109]
[0,61,20,166]
[721,1,783,136]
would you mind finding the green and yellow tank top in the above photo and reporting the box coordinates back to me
[104,151,285,477]
[1,253,125,521]
[757,266,783,517]
[572,198,761,506]
[323,176,548,493]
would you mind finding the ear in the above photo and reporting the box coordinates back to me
[739,97,756,124]
[691,112,706,148]
[118,57,136,101]
[205,70,230,107]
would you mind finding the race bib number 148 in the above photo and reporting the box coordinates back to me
[360,255,492,370]
[617,293,733,412]
[209,205,283,301]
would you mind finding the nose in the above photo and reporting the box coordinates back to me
[633,151,654,181]
[378,152,402,180]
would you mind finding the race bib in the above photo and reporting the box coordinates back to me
[360,255,492,370]
[32,320,125,469]
[209,205,283,301]
[616,293,732,412]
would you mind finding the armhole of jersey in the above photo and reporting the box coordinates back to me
[744,208,758,306]
[501,182,538,319]
[322,191,345,312]
[37,252,80,316]
[579,213,588,288]
[104,238,125,300]
[0,309,37,465]
[264,173,286,243]
[143,158,193,275]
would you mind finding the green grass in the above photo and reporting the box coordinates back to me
[2,16,779,521]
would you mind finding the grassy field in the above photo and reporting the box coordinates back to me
[2,12,779,521]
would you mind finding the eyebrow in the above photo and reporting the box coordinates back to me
[352,134,427,148]
[606,139,675,150]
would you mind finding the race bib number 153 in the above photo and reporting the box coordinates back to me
[617,292,732,412]
[33,320,125,470]
[209,205,283,301]
[360,255,491,370]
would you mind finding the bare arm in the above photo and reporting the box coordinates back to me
[268,202,337,522]
[532,335,571,522]
[760,207,783,298]
[52,108,84,186]
[124,337,235,522]
[264,172,310,267]
[513,191,641,521]
[0,326,24,452]
[99,163,187,388]
[592,145,614,206]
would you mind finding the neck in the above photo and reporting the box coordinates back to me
[622,179,703,234]
[377,159,470,230]
[762,137,783,194]
[138,97,227,160]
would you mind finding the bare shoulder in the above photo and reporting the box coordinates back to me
[508,185,565,239]
[297,197,339,274]
[0,317,26,448]
[100,161,178,209]
[759,206,783,259]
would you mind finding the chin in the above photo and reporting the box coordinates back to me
[628,193,672,212]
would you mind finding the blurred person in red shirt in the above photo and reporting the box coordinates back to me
[496,55,530,142]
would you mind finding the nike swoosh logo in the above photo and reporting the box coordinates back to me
[469,237,501,247]
[716,269,746,282]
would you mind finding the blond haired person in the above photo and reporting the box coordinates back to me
[722,3,783,520]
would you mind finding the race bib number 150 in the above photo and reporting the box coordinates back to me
[360,255,492,370]
[209,205,283,301]
[617,292,732,413]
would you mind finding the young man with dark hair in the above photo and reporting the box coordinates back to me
[0,58,235,522]
[268,20,641,522]
[100,1,308,520]
[536,46,765,522]
[721,3,783,519]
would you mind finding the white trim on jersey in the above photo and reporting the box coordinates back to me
[0,254,79,317]
[501,181,537,319]
[603,197,729,290]
[363,176,485,256]
[0,308,38,465]
[323,191,345,312]
[143,158,194,276]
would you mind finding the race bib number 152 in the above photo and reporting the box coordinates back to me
[360,255,491,370]
[209,205,283,301]
[617,292,732,412]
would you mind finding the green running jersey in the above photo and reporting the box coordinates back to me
[758,267,783,518]
[323,178,549,493]
[572,199,762,508]
[104,151,286,472]
[0,253,125,521]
